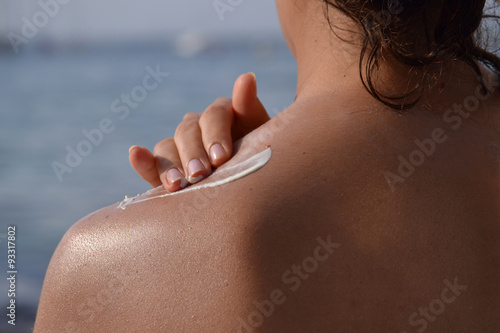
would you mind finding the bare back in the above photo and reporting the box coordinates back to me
[35,76,500,332]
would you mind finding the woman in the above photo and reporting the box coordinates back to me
[35,1,500,332]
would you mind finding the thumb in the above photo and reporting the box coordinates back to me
[232,73,270,136]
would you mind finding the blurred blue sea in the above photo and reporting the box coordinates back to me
[0,38,296,331]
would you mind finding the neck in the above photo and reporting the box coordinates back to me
[289,2,480,110]
[291,3,370,103]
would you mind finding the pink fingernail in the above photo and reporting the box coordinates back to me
[210,144,225,163]
[166,169,188,188]
[187,159,205,183]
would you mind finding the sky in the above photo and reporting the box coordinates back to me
[2,0,283,42]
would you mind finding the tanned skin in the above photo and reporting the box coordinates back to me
[35,1,500,332]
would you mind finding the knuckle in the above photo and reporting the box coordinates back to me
[213,97,231,106]
[153,138,174,155]
[177,113,201,134]
[175,122,190,137]
[182,112,201,122]
[203,105,218,118]
[203,98,232,118]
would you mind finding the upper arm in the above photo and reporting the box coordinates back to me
[34,171,346,333]
[34,190,268,332]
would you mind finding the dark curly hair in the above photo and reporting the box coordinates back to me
[323,0,500,110]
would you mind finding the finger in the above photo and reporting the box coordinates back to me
[129,145,162,188]
[199,97,234,167]
[153,138,189,192]
[174,113,212,184]
[232,72,271,138]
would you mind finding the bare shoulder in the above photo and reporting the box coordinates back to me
[34,112,353,332]
[34,134,335,332]
[34,181,264,332]
[35,99,500,332]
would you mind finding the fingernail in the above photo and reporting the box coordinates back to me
[166,169,188,188]
[187,159,206,183]
[210,143,225,163]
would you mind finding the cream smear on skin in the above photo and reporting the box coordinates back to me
[118,147,272,210]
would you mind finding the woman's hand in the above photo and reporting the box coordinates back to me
[128,73,270,192]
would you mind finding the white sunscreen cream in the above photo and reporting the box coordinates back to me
[118,147,272,210]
